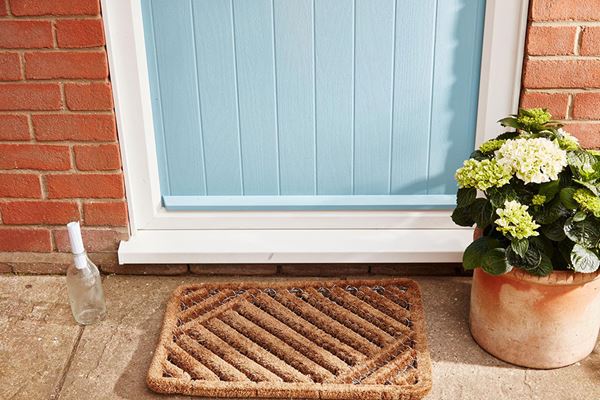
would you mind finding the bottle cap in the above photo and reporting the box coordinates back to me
[67,221,85,255]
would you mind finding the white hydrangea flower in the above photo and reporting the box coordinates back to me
[495,138,567,184]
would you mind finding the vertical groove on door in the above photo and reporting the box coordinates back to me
[230,0,245,195]
[270,0,281,195]
[312,0,318,195]
[351,0,356,195]
[388,0,398,195]
[425,0,439,195]
[189,0,208,195]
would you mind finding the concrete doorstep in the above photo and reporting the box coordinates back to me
[0,274,598,400]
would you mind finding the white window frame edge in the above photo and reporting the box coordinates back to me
[101,0,529,264]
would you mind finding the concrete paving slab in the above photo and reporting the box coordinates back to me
[0,276,81,400]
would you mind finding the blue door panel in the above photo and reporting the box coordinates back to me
[141,0,486,210]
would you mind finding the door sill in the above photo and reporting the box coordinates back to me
[118,229,472,264]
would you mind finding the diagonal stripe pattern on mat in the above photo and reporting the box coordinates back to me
[147,278,432,399]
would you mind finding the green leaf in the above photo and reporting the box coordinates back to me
[541,219,567,241]
[486,187,517,208]
[573,211,587,222]
[570,244,600,273]
[463,237,500,270]
[527,254,553,276]
[564,217,600,248]
[506,244,542,270]
[539,181,560,201]
[469,150,488,161]
[498,117,520,129]
[559,187,578,209]
[558,239,575,266]
[530,236,556,259]
[511,239,529,257]
[496,131,520,140]
[534,199,568,224]
[472,198,495,229]
[481,248,512,275]
[456,188,477,208]
[451,207,475,227]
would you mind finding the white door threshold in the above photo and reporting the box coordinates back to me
[118,229,472,264]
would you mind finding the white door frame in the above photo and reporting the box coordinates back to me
[101,0,530,264]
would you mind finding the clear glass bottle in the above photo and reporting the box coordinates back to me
[66,221,106,325]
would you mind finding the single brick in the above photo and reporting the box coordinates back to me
[520,92,569,119]
[64,82,113,111]
[527,26,576,56]
[0,115,30,141]
[10,262,68,274]
[54,228,126,252]
[0,1,7,16]
[9,0,100,16]
[0,20,53,49]
[1,252,72,274]
[83,201,128,226]
[563,123,600,148]
[0,173,41,198]
[74,144,121,171]
[56,19,105,48]
[190,264,278,276]
[523,60,600,89]
[46,173,124,199]
[279,264,370,276]
[531,0,600,21]
[101,263,188,275]
[0,144,71,171]
[0,52,22,81]
[370,263,460,276]
[572,93,600,120]
[33,114,116,141]
[580,27,600,56]
[0,200,79,225]
[25,51,108,79]
[0,228,51,252]
[0,83,61,111]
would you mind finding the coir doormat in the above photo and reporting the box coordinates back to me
[147,278,432,399]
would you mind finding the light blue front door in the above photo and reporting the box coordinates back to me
[141,0,486,210]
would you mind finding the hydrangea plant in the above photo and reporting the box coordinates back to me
[453,108,600,276]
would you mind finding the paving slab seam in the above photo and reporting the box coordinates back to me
[52,325,85,400]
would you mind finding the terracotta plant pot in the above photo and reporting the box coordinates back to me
[470,267,600,368]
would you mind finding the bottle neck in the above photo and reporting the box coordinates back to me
[73,251,88,270]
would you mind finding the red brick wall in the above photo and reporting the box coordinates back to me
[1,0,600,274]
[0,0,127,274]
[521,0,600,147]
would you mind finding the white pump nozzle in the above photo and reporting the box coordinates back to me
[67,221,87,269]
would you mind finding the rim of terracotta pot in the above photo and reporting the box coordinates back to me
[500,267,600,286]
